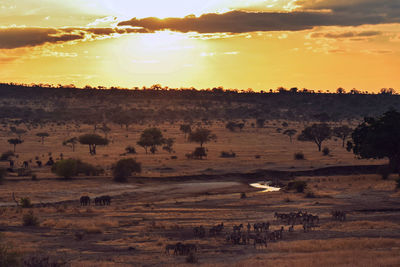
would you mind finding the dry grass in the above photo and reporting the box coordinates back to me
[321,221,400,231]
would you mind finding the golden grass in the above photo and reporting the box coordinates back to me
[321,221,400,231]
[268,238,400,253]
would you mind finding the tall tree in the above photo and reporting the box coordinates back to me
[298,123,331,151]
[36,132,49,144]
[63,137,78,152]
[333,125,353,147]
[137,128,164,154]
[188,128,216,148]
[78,134,109,155]
[347,110,400,173]
[179,124,192,140]
[8,138,23,152]
[283,129,297,143]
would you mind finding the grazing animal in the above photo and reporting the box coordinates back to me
[165,244,176,255]
[80,196,90,206]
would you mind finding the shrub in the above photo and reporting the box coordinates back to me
[0,235,20,267]
[113,158,142,182]
[22,211,39,226]
[287,181,308,193]
[377,165,391,180]
[294,152,305,160]
[20,197,32,208]
[0,151,14,161]
[76,160,103,176]
[0,168,6,183]
[125,146,136,154]
[305,191,316,198]
[186,252,198,264]
[193,147,207,159]
[220,151,236,158]
[322,147,330,156]
[51,159,78,179]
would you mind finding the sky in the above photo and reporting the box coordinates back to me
[1,0,399,92]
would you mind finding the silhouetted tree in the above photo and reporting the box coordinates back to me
[137,128,164,154]
[333,125,353,147]
[188,128,216,148]
[8,138,23,152]
[298,123,331,151]
[63,137,78,152]
[113,158,141,182]
[180,124,192,140]
[347,110,400,173]
[162,138,175,154]
[78,134,109,155]
[283,129,297,143]
[256,118,265,128]
[36,132,49,144]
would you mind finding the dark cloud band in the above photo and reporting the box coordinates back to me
[118,0,400,34]
[0,27,149,49]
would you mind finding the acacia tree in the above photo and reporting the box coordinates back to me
[36,132,49,144]
[333,125,353,147]
[63,137,78,152]
[78,134,109,155]
[298,123,331,151]
[347,110,400,173]
[283,129,297,143]
[188,128,216,148]
[8,138,23,152]
[137,128,164,154]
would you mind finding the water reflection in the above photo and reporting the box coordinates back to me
[250,181,280,192]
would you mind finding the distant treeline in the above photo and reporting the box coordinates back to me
[0,83,399,124]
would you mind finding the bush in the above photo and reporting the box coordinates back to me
[287,181,308,193]
[22,211,39,226]
[305,191,316,198]
[322,147,330,156]
[0,168,6,183]
[76,160,103,176]
[0,235,20,267]
[125,146,136,154]
[377,165,391,180]
[20,197,32,208]
[113,158,142,182]
[0,151,14,161]
[220,151,236,158]
[51,159,78,179]
[186,252,198,264]
[294,152,305,160]
[193,147,207,159]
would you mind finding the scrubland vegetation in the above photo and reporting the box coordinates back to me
[0,84,400,266]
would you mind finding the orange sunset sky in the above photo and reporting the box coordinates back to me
[0,0,399,92]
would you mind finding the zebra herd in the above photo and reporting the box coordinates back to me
[79,195,111,206]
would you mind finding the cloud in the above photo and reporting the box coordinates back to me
[311,30,381,39]
[0,27,150,49]
[118,0,400,34]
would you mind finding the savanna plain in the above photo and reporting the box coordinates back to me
[1,86,400,266]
